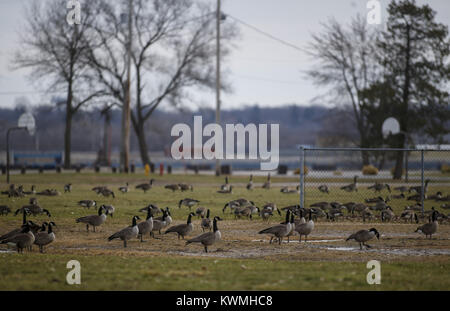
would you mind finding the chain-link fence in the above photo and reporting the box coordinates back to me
[298,147,450,222]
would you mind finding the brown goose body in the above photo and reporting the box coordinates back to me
[76,206,107,232]
[186,217,222,252]
[165,213,195,239]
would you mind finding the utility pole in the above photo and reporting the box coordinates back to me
[121,0,132,173]
[215,0,221,176]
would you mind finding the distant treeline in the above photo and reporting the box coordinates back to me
[0,104,337,153]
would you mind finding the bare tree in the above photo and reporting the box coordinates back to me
[13,0,105,168]
[306,15,380,165]
[86,0,237,165]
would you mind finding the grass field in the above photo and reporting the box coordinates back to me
[0,172,449,290]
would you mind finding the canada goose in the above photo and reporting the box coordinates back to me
[427,192,443,201]
[391,193,405,199]
[441,203,450,209]
[407,193,423,202]
[0,224,35,253]
[155,207,172,226]
[350,203,368,216]
[281,205,300,215]
[217,185,233,194]
[346,228,380,250]
[295,209,315,242]
[140,204,162,216]
[258,211,292,245]
[368,182,391,193]
[15,205,51,217]
[409,179,431,194]
[152,210,168,235]
[36,189,60,196]
[165,184,180,192]
[381,206,395,222]
[100,188,115,198]
[318,185,329,194]
[262,173,271,189]
[326,208,345,221]
[102,205,115,217]
[34,222,56,253]
[285,213,296,242]
[415,210,439,239]
[78,200,97,209]
[310,207,327,220]
[76,206,107,232]
[0,205,11,216]
[262,203,281,216]
[220,176,230,191]
[259,207,274,221]
[340,176,358,192]
[179,183,193,192]
[246,175,253,191]
[108,216,140,248]
[368,200,389,211]
[22,185,36,195]
[0,209,30,242]
[234,206,258,220]
[118,182,129,193]
[137,208,153,242]
[29,197,38,205]
[365,196,385,204]
[195,206,207,218]
[223,199,255,213]
[361,208,374,223]
[310,201,331,210]
[165,213,195,239]
[186,216,222,253]
[294,209,306,225]
[135,179,155,193]
[400,208,419,223]
[201,209,211,232]
[281,185,300,194]
[64,184,72,193]
[179,198,200,210]
[394,186,408,193]
[92,186,106,194]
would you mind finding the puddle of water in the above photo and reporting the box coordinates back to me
[308,239,343,243]
[251,239,343,243]
[0,249,15,254]
[325,247,357,251]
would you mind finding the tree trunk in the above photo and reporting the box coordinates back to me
[393,135,405,180]
[393,25,411,180]
[132,116,151,166]
[64,84,73,169]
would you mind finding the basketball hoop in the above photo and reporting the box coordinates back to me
[18,112,36,136]
[382,117,400,139]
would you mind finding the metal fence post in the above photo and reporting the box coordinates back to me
[421,149,424,216]
[299,146,305,210]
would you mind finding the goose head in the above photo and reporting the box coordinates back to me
[369,228,380,239]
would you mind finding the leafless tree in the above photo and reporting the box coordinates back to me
[12,0,105,168]
[306,15,380,165]
[86,0,237,165]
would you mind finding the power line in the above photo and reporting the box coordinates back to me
[226,14,310,54]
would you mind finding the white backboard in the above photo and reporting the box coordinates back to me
[18,112,36,135]
[382,117,400,139]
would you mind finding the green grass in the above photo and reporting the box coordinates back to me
[0,253,448,290]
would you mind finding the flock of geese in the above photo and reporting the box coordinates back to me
[0,174,448,253]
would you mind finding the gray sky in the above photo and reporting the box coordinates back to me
[0,0,449,110]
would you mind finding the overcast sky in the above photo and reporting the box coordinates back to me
[0,0,449,110]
